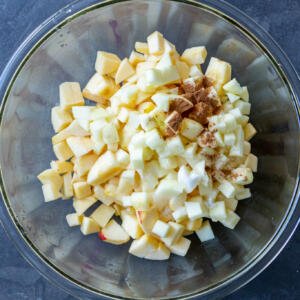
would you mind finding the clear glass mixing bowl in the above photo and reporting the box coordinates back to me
[0,0,299,299]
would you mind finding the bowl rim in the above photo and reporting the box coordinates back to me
[0,0,299,299]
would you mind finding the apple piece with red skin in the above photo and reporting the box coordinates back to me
[136,208,159,234]
[99,219,130,245]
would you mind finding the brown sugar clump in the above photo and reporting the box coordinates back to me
[165,111,182,137]
[189,102,213,125]
[198,129,217,148]
[170,96,194,113]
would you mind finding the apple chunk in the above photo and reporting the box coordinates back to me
[99,219,130,245]
[80,216,100,235]
[121,210,143,239]
[87,151,123,185]
[90,204,115,227]
[136,208,159,234]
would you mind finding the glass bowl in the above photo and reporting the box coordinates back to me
[0,0,299,299]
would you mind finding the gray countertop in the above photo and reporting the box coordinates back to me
[0,0,299,299]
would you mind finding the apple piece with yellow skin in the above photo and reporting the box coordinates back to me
[99,219,130,245]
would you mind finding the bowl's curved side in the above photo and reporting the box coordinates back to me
[0,1,299,300]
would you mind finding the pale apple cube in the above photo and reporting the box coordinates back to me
[80,216,100,235]
[223,114,237,132]
[240,86,249,101]
[224,198,238,211]
[99,219,130,245]
[234,100,251,115]
[192,160,206,178]
[131,192,151,210]
[117,107,129,123]
[59,82,84,109]
[154,179,183,207]
[231,167,253,185]
[169,237,191,256]
[244,123,257,141]
[117,84,139,108]
[118,170,135,194]
[244,153,258,172]
[218,180,236,198]
[161,222,184,247]
[90,204,115,227]
[94,185,114,206]
[235,187,251,200]
[176,60,190,80]
[156,52,173,70]
[159,65,181,85]
[140,114,156,131]
[172,206,188,223]
[95,51,121,75]
[224,133,236,146]
[223,78,243,95]
[51,106,73,133]
[120,196,132,207]
[129,234,158,258]
[185,218,203,231]
[214,131,224,147]
[196,220,215,242]
[209,201,227,221]
[38,169,63,189]
[220,210,240,229]
[159,156,178,170]
[73,181,92,199]
[164,38,176,53]
[130,148,144,170]
[50,161,73,174]
[62,172,73,198]
[145,129,165,151]
[189,65,203,78]
[151,93,170,112]
[115,58,135,84]
[42,183,61,202]
[178,166,201,193]
[152,220,171,238]
[53,141,74,161]
[227,93,240,103]
[181,46,207,65]
[136,61,156,77]
[87,151,122,185]
[129,50,145,66]
[215,154,228,170]
[121,211,143,239]
[147,31,164,55]
[74,154,98,176]
[66,213,83,227]
[137,68,162,92]
[165,135,185,156]
[239,115,250,126]
[102,123,119,144]
[66,137,93,158]
[128,131,146,149]
[185,201,208,221]
[135,41,149,55]
[73,196,97,215]
[180,118,203,140]
[205,57,232,92]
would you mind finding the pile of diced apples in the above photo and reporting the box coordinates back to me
[38,31,257,260]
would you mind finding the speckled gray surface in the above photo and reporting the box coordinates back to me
[0,0,299,299]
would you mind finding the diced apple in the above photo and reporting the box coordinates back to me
[189,65,203,78]
[161,221,184,247]
[231,167,253,185]
[172,206,188,223]
[66,213,83,227]
[129,234,158,258]
[50,160,73,174]
[117,107,129,123]
[73,196,98,215]
[62,172,73,198]
[87,151,123,185]
[223,78,243,95]
[66,136,93,158]
[73,181,92,199]
[227,92,240,103]
[145,128,165,151]
[90,204,115,227]
[38,169,63,189]
[115,58,135,84]
[209,201,227,221]
[130,148,144,170]
[136,61,156,77]
[129,51,145,66]
[181,46,207,65]
[102,123,119,145]
[205,57,231,92]
[53,140,74,161]
[152,220,171,238]
[73,153,98,176]
[93,185,115,206]
[113,84,139,108]
[240,86,249,101]
[121,210,143,239]
[51,106,73,133]
[52,120,89,144]
[220,210,240,229]
[147,31,164,55]
[244,153,258,172]
[95,51,121,75]
[180,118,203,140]
[224,198,238,211]
[136,208,159,234]
[235,187,251,200]
[145,242,170,260]
[80,216,100,235]
[218,180,236,198]
[99,219,130,245]
[131,192,152,210]
[164,135,185,156]
[178,165,201,193]
[169,237,191,256]
[135,41,149,55]
[224,133,236,146]
[196,220,215,242]
[151,93,170,112]
[59,82,84,109]
[83,73,118,103]
[244,123,257,141]
[184,218,203,231]
[42,183,62,202]
[185,201,208,221]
